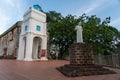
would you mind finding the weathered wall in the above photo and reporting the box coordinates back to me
[0,21,22,58]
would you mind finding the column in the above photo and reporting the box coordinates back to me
[24,34,33,61]
[40,36,48,60]
[17,36,24,60]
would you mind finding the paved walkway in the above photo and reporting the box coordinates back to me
[0,60,120,80]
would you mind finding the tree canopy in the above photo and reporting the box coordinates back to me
[46,11,120,58]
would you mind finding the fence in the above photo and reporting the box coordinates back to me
[94,54,120,68]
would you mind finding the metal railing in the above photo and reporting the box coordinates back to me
[94,54,120,68]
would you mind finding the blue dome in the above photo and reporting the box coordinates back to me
[33,5,43,12]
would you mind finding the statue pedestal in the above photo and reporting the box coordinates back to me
[57,43,116,77]
[70,43,94,66]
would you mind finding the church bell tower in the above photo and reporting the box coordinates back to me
[17,5,48,61]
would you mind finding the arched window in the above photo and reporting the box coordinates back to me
[24,25,28,31]
[36,25,41,31]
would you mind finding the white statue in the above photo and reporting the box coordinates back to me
[74,22,83,43]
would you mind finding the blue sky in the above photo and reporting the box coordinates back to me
[0,0,120,34]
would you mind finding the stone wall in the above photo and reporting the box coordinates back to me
[0,21,22,58]
[57,43,116,77]
[69,43,94,66]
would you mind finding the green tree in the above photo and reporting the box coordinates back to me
[47,11,120,58]
[81,15,120,55]
[47,12,79,58]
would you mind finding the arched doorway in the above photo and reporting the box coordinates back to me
[32,37,41,59]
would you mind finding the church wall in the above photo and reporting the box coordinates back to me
[0,38,3,56]
[17,6,48,61]
[0,5,50,60]
[0,21,22,58]
[29,19,46,35]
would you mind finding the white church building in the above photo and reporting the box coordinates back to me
[0,5,48,61]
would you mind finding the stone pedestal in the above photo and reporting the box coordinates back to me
[57,43,116,77]
[70,43,94,66]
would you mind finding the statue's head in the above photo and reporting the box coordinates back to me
[78,21,81,26]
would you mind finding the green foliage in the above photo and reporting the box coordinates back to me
[81,15,120,55]
[47,12,79,58]
[47,11,120,58]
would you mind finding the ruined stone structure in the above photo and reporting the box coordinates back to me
[0,21,22,59]
[0,5,48,61]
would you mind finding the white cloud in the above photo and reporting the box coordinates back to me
[6,0,15,7]
[0,0,25,35]
[0,9,10,34]
[83,2,101,14]
[83,0,109,14]
[110,18,120,26]
[77,0,115,15]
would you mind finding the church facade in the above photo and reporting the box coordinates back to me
[0,5,48,61]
